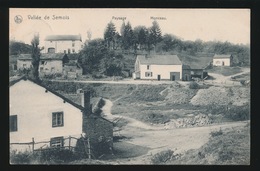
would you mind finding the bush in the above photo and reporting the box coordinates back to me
[189,81,200,89]
[10,150,31,164]
[151,150,174,164]
[210,128,223,137]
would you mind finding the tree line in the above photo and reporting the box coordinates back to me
[78,20,250,76]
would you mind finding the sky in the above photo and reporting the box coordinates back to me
[10,8,250,47]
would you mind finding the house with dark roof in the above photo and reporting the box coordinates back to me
[10,76,113,153]
[44,34,83,54]
[213,54,233,66]
[17,53,69,75]
[134,54,183,81]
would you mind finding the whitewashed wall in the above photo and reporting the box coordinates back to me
[10,80,83,151]
[39,60,63,73]
[140,64,182,80]
[44,40,83,53]
[17,60,32,69]
[213,58,231,66]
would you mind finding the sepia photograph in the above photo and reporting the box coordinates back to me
[9,8,250,165]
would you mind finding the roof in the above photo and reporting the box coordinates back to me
[18,53,66,60]
[9,76,112,123]
[45,35,82,41]
[137,55,182,65]
[213,54,232,59]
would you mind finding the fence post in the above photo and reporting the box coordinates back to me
[81,134,89,159]
[68,136,71,151]
[87,138,91,159]
[32,138,35,153]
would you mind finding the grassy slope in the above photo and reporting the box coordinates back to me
[167,124,250,165]
[207,66,243,76]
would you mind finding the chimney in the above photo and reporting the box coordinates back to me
[81,90,92,115]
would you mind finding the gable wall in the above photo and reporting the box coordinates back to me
[140,64,182,80]
[10,80,83,147]
[44,40,83,53]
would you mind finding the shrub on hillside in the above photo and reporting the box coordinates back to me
[189,82,200,89]
[210,128,223,137]
[151,150,174,164]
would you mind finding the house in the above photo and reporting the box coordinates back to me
[63,63,83,79]
[17,53,68,75]
[134,54,183,81]
[9,76,113,153]
[44,35,83,54]
[213,54,233,66]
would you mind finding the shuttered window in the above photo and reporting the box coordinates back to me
[10,115,17,132]
[50,137,64,148]
[145,72,153,77]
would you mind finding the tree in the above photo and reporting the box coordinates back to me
[149,20,162,49]
[9,40,32,55]
[31,33,41,82]
[78,39,107,74]
[104,21,117,49]
[121,21,134,51]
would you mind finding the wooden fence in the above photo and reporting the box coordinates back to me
[10,135,95,159]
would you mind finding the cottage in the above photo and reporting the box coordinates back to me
[9,77,113,153]
[134,54,183,81]
[213,54,233,66]
[17,53,69,75]
[44,35,83,54]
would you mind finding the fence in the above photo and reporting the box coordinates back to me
[10,135,95,159]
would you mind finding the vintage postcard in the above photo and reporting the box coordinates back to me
[9,8,250,165]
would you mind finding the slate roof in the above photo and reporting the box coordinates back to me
[213,54,232,59]
[137,55,182,65]
[45,35,82,41]
[9,76,112,123]
[18,53,66,60]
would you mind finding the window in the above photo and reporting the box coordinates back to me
[52,112,64,127]
[72,41,75,47]
[147,65,150,70]
[40,67,44,72]
[72,49,75,53]
[41,61,45,65]
[68,48,71,54]
[50,137,64,148]
[10,115,17,132]
[145,72,153,77]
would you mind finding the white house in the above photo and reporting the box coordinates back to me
[17,53,67,75]
[44,35,83,54]
[9,77,113,152]
[134,54,183,81]
[213,54,233,66]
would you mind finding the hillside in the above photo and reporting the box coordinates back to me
[166,123,250,165]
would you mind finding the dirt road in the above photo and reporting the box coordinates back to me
[101,99,248,165]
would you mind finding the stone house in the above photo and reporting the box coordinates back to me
[9,76,113,153]
[17,53,68,74]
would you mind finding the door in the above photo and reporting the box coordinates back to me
[157,75,161,81]
[170,72,180,81]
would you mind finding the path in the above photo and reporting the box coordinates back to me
[204,67,250,86]
[102,98,162,130]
